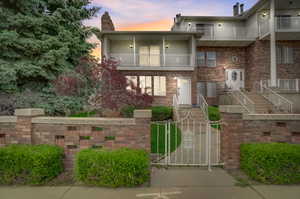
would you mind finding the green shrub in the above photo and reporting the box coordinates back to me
[70,111,96,117]
[151,106,173,121]
[151,123,181,154]
[0,144,64,185]
[241,143,300,184]
[120,105,135,118]
[208,106,220,121]
[75,148,150,187]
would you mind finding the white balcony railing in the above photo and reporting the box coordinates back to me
[110,53,192,67]
[259,17,300,37]
[259,19,270,37]
[260,79,300,92]
[276,17,300,31]
[175,25,255,40]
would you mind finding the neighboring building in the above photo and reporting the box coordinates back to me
[97,0,300,112]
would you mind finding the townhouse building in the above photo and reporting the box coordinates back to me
[98,0,300,113]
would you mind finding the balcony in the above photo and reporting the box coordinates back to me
[276,17,300,31]
[174,25,255,41]
[259,17,300,39]
[109,53,193,70]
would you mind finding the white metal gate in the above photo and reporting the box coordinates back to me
[151,112,222,169]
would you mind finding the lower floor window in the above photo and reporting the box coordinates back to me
[126,75,166,96]
[197,82,217,97]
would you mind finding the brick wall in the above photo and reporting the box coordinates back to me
[195,47,247,105]
[221,110,300,169]
[0,109,152,169]
[245,40,300,90]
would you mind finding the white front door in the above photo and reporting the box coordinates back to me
[225,69,245,91]
[178,78,191,105]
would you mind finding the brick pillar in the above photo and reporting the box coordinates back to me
[133,110,152,152]
[15,109,44,144]
[220,112,243,169]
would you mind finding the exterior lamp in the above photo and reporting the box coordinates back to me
[218,23,222,27]
[129,44,133,48]
[262,12,267,17]
[165,44,169,49]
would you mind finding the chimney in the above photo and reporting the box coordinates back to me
[233,2,240,16]
[240,4,244,15]
[101,11,115,31]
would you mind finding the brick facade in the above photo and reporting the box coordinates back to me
[101,12,115,31]
[195,47,247,105]
[0,109,151,169]
[221,111,300,169]
[245,40,300,90]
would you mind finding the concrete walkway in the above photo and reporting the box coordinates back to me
[1,167,300,199]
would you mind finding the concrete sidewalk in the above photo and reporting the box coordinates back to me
[0,167,300,199]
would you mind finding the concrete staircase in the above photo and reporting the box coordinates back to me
[175,106,206,122]
[243,91,276,114]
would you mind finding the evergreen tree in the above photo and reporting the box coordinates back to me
[0,0,100,92]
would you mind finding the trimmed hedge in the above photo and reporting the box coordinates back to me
[151,106,173,121]
[208,106,220,121]
[0,144,64,185]
[75,148,150,187]
[241,143,300,184]
[120,105,135,118]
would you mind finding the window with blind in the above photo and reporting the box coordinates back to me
[196,51,216,67]
[277,46,294,64]
[153,76,166,96]
[197,82,217,98]
[125,76,166,96]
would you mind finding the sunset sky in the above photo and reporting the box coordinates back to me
[86,0,259,57]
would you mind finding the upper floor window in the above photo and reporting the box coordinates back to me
[277,46,294,64]
[197,51,217,67]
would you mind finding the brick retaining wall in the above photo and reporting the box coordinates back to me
[0,109,152,169]
[220,108,300,169]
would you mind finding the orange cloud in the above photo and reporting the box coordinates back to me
[117,19,173,31]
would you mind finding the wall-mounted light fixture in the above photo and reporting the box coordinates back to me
[165,44,170,49]
[217,23,222,27]
[298,11,300,16]
[262,12,268,17]
[129,44,133,48]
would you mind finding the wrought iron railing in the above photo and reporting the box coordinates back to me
[231,90,256,113]
[172,94,180,120]
[197,94,209,121]
[255,82,293,113]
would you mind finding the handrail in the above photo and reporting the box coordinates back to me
[231,90,256,113]
[172,94,180,120]
[197,94,209,121]
[255,82,293,113]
